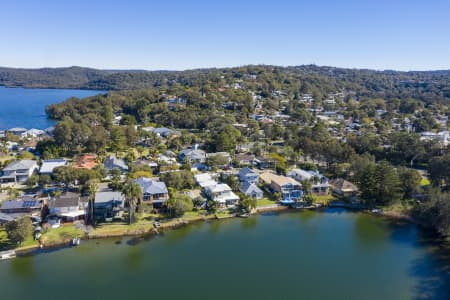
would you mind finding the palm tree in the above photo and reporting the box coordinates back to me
[87,180,98,226]
[122,182,142,225]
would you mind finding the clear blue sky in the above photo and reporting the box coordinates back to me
[1,0,449,71]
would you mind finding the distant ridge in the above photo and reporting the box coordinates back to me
[0,65,449,91]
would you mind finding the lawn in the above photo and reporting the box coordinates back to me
[257,198,277,207]
[40,225,84,245]
[312,194,336,205]
[0,228,37,251]
[420,178,431,186]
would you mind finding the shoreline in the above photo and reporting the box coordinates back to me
[11,204,426,257]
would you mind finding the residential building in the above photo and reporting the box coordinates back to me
[104,155,128,173]
[134,177,169,208]
[94,191,125,221]
[179,147,206,164]
[235,153,256,166]
[260,172,303,204]
[194,173,217,189]
[239,182,263,199]
[287,169,329,195]
[0,160,39,183]
[0,197,43,214]
[40,159,68,175]
[47,192,86,221]
[238,167,259,184]
[204,183,239,207]
[329,179,359,199]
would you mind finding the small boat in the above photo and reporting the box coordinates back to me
[0,250,16,260]
[238,213,250,218]
[153,221,161,228]
[71,237,81,246]
[371,208,382,214]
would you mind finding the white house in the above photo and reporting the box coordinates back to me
[239,182,263,199]
[204,183,239,207]
[238,167,259,184]
[287,169,329,195]
[0,160,38,183]
[40,159,68,175]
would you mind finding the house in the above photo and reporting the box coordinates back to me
[329,179,359,199]
[194,173,217,189]
[235,153,256,166]
[134,177,169,208]
[206,152,232,164]
[238,167,259,184]
[254,156,276,169]
[260,172,303,204]
[204,183,239,207]
[287,169,329,195]
[24,128,46,138]
[74,154,97,170]
[0,160,39,183]
[7,127,27,137]
[239,182,263,199]
[47,192,86,221]
[104,155,128,173]
[94,191,125,221]
[0,197,43,214]
[179,147,206,164]
[40,159,68,175]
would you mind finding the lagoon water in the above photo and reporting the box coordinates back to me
[0,209,448,300]
[0,86,103,130]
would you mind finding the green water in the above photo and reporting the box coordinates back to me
[0,209,448,300]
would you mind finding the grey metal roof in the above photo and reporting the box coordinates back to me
[3,160,37,171]
[239,182,263,195]
[0,199,41,210]
[47,193,80,209]
[134,177,168,195]
[95,191,125,204]
[104,155,128,171]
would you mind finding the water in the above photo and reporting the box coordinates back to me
[0,209,448,300]
[0,86,103,130]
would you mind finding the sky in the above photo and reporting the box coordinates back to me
[0,0,449,71]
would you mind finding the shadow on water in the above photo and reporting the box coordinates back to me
[409,235,450,300]
[9,255,35,280]
[240,217,257,230]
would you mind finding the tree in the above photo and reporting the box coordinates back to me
[413,189,450,236]
[160,170,195,191]
[109,168,123,191]
[398,167,421,199]
[358,161,401,207]
[165,193,193,218]
[302,180,314,205]
[26,174,39,188]
[238,195,257,212]
[87,180,98,226]
[122,182,143,224]
[5,217,32,245]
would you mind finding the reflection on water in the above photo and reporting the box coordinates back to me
[10,256,35,280]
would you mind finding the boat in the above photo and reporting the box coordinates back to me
[238,213,250,218]
[0,250,16,260]
[153,221,161,228]
[71,237,81,246]
[371,208,382,214]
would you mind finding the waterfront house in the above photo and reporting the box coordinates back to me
[287,169,329,195]
[73,154,97,170]
[94,191,125,221]
[204,183,239,207]
[238,167,259,184]
[133,177,169,208]
[239,182,263,199]
[47,192,86,222]
[40,159,68,175]
[104,155,128,173]
[329,179,359,199]
[260,172,303,204]
[0,160,39,183]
